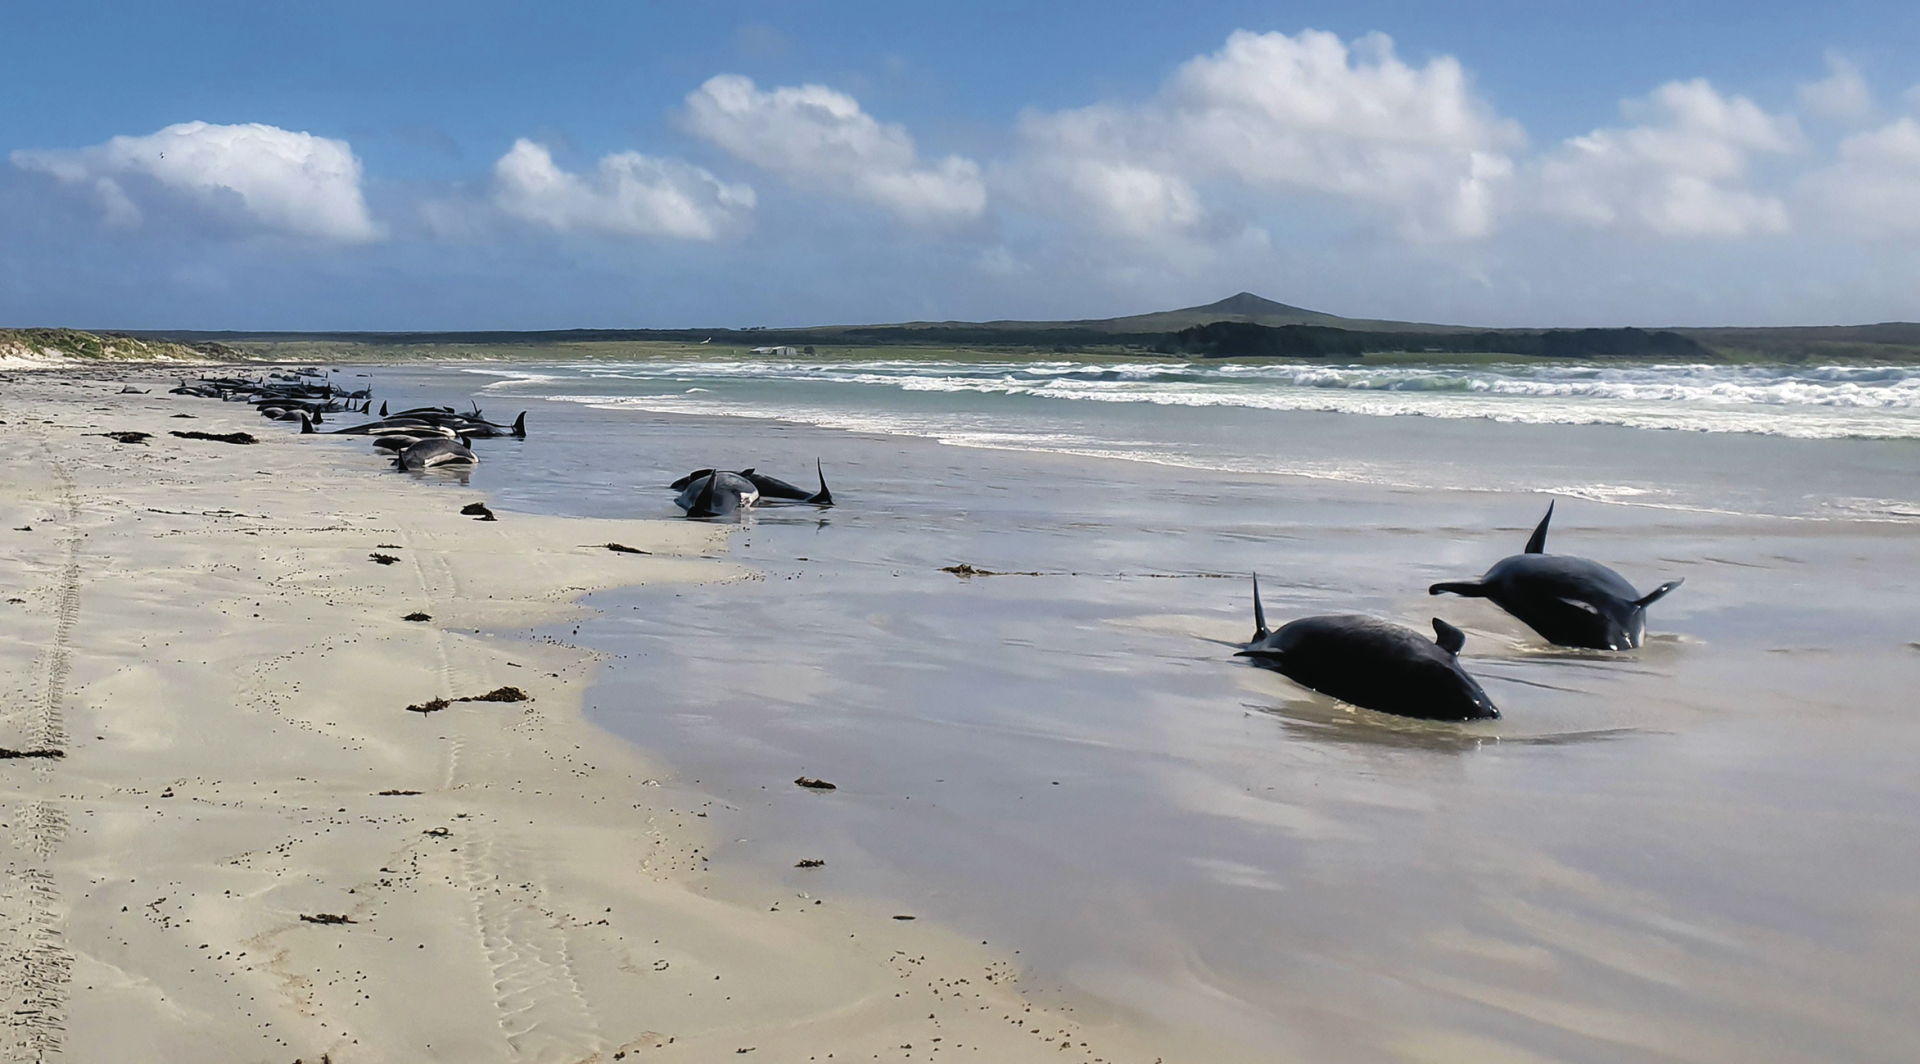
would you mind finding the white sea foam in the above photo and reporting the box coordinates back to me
[480,358,1920,440]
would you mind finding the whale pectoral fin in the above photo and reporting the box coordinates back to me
[1429,581,1486,598]
[691,472,720,517]
[1432,618,1466,655]
[1234,647,1284,660]
[1250,573,1269,641]
[1635,579,1684,608]
[1525,500,1554,554]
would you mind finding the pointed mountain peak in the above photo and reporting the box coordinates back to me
[1192,292,1324,318]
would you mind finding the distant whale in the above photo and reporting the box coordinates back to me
[1236,576,1498,721]
[675,470,759,517]
[1429,501,1683,651]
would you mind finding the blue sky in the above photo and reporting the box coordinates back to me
[4,0,1919,330]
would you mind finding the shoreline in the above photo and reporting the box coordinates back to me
[0,367,1161,1062]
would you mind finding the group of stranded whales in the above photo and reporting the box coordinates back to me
[300,402,526,470]
[159,370,1680,725]
[1238,501,1684,721]
[166,370,527,473]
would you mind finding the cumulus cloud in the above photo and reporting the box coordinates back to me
[11,121,381,242]
[1007,29,1524,242]
[1536,79,1800,238]
[1798,52,1873,122]
[1802,117,1920,237]
[681,74,986,226]
[491,139,754,240]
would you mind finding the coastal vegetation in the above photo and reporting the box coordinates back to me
[0,327,233,363]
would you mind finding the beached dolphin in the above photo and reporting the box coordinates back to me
[674,471,759,517]
[1428,502,1683,651]
[1236,576,1499,721]
[669,461,831,505]
[394,436,476,471]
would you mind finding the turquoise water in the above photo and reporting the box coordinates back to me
[364,361,1920,1063]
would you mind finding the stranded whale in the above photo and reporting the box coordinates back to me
[674,470,760,517]
[1236,576,1498,721]
[394,436,477,471]
[1429,502,1683,651]
[669,461,833,505]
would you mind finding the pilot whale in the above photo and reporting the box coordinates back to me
[1429,502,1683,651]
[674,470,759,518]
[1236,576,1498,721]
[669,461,832,505]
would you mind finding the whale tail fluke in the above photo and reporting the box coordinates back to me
[511,412,526,438]
[1635,578,1684,608]
[1250,573,1270,642]
[1429,581,1488,598]
[1525,501,1554,554]
[809,459,833,506]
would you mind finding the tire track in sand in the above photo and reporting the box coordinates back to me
[461,823,603,1062]
[1,451,80,1061]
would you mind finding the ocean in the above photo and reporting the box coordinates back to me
[357,356,1920,1063]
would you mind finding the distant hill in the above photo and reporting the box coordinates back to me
[864,292,1453,335]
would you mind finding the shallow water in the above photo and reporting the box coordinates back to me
[358,361,1919,1063]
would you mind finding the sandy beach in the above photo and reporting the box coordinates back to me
[0,367,1158,1063]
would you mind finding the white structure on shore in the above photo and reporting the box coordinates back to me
[751,345,804,356]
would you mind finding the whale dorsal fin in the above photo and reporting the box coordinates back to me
[810,459,833,506]
[379,401,388,417]
[1635,579,1684,608]
[1433,618,1466,655]
[1525,501,1554,554]
[1251,573,1270,641]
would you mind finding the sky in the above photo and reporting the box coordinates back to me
[3,0,1920,331]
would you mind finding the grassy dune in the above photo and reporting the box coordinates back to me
[0,328,234,364]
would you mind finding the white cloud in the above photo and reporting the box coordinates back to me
[1798,52,1873,122]
[681,74,985,226]
[11,121,380,241]
[1802,117,1920,237]
[1536,79,1800,237]
[1007,29,1524,242]
[491,139,754,240]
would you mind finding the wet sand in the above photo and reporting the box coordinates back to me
[0,368,1163,1063]
[393,364,1920,1064]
